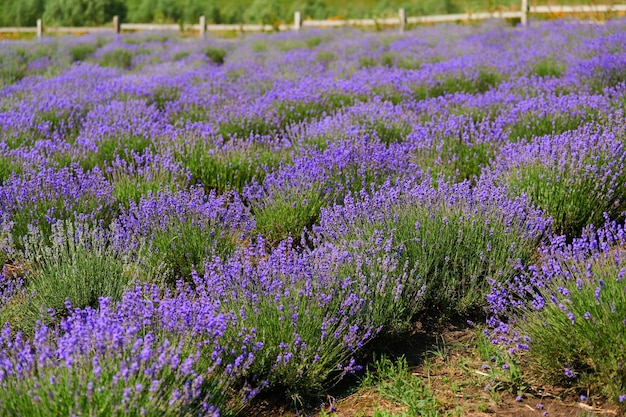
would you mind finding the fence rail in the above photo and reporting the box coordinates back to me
[1,3,624,39]
[533,4,626,12]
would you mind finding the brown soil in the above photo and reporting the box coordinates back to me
[247,318,623,417]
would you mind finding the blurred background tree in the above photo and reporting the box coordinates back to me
[0,0,595,26]
[43,0,127,26]
[0,0,45,26]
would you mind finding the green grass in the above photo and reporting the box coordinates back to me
[475,333,530,400]
[361,355,442,417]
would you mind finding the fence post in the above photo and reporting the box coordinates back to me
[521,0,528,26]
[113,15,120,34]
[199,15,206,37]
[294,11,302,30]
[36,18,43,40]
[398,8,406,32]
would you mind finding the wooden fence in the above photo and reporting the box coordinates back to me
[0,3,624,39]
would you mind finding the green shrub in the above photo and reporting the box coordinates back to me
[368,120,411,146]
[147,218,238,281]
[150,86,180,111]
[273,95,355,130]
[100,48,133,69]
[396,56,421,70]
[112,176,164,208]
[210,236,414,401]
[118,189,250,283]
[205,46,227,64]
[316,50,336,64]
[69,43,97,62]
[531,58,566,78]
[0,157,21,185]
[250,144,394,246]
[305,36,323,48]
[244,0,284,28]
[413,117,497,182]
[0,50,28,86]
[0,284,251,417]
[507,163,605,236]
[6,169,114,251]
[0,0,44,26]
[413,70,501,100]
[507,113,592,142]
[218,117,272,138]
[80,135,153,172]
[359,56,379,68]
[253,184,327,245]
[177,142,288,195]
[172,50,191,61]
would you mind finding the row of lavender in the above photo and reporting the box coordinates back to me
[0,19,625,415]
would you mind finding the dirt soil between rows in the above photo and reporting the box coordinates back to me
[248,318,623,417]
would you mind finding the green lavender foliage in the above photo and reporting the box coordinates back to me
[516,250,626,404]
[2,221,154,334]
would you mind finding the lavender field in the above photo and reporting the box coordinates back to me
[0,19,626,416]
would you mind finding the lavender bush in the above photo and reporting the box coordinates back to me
[0,18,625,413]
[0,284,259,416]
[315,176,550,316]
[2,220,150,334]
[196,235,417,399]
[486,219,626,404]
[113,187,254,281]
[488,122,626,237]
